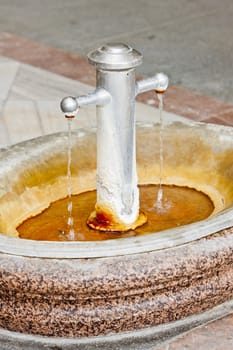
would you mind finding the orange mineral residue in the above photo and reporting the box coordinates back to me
[17,185,214,242]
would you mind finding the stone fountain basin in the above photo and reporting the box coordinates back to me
[0,120,232,257]
[0,120,233,345]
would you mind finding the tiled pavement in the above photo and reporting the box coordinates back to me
[0,33,233,128]
[0,1,233,104]
[0,33,232,349]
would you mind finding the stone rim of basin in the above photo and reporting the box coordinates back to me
[0,120,233,258]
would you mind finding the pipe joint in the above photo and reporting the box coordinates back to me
[136,73,169,96]
[60,88,111,115]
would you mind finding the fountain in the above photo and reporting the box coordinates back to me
[0,43,233,350]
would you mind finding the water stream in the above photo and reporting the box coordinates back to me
[150,92,172,213]
[66,116,76,240]
[157,92,164,209]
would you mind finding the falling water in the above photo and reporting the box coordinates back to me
[66,115,76,240]
[156,92,164,209]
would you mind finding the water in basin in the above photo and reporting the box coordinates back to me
[17,184,214,241]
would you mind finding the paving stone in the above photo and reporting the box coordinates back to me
[155,313,233,350]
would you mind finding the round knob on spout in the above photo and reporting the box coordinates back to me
[154,73,169,93]
[88,43,143,70]
[60,96,78,116]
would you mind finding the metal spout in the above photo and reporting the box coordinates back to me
[60,43,169,231]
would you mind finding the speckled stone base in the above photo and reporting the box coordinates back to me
[0,226,233,338]
[0,299,233,350]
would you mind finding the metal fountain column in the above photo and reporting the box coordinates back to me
[61,43,168,231]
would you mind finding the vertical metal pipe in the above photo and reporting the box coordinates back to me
[95,68,139,225]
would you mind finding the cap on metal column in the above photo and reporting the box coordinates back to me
[87,43,143,70]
